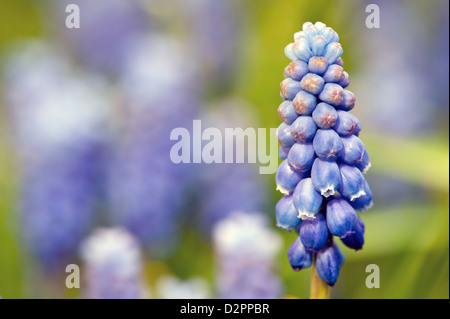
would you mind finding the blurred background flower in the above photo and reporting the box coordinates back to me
[0,0,448,299]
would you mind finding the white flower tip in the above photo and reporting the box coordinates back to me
[350,189,366,201]
[297,211,316,221]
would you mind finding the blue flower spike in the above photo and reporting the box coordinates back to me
[275,22,373,289]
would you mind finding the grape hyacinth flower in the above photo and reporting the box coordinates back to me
[275,22,373,295]
[80,227,149,299]
[3,41,110,271]
[213,212,283,299]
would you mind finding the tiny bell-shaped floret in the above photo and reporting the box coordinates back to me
[355,151,371,174]
[312,102,338,129]
[284,42,297,61]
[293,90,317,115]
[322,64,344,83]
[315,243,341,286]
[292,178,323,220]
[313,129,344,160]
[323,42,343,65]
[350,180,373,211]
[280,78,302,100]
[336,89,356,111]
[326,197,357,238]
[341,215,365,250]
[287,237,313,271]
[319,83,344,106]
[276,160,305,195]
[310,35,327,56]
[278,101,299,125]
[337,163,366,201]
[339,135,366,165]
[308,56,328,75]
[334,110,361,136]
[290,116,318,143]
[287,142,315,172]
[293,38,312,62]
[311,157,341,197]
[276,195,302,231]
[338,71,350,88]
[286,60,309,81]
[299,213,328,252]
[300,73,325,95]
[276,122,296,147]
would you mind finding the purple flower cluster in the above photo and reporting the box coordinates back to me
[275,22,373,286]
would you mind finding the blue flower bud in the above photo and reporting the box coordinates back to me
[339,135,366,165]
[337,163,366,201]
[313,129,344,160]
[334,110,361,136]
[292,178,323,220]
[312,102,338,129]
[336,89,355,111]
[316,244,341,286]
[290,116,318,143]
[294,31,305,41]
[276,122,296,147]
[286,60,309,81]
[350,180,373,212]
[341,215,365,250]
[310,35,327,56]
[276,160,305,195]
[284,42,297,61]
[299,213,328,252]
[355,151,371,174]
[293,38,312,62]
[323,42,343,65]
[293,90,317,115]
[279,145,290,160]
[276,195,302,231]
[300,73,325,95]
[326,197,357,238]
[318,83,344,106]
[308,56,328,75]
[311,158,341,197]
[321,27,339,44]
[322,64,344,83]
[287,237,313,271]
[277,101,299,124]
[280,78,302,100]
[287,142,315,172]
[335,57,344,67]
[338,71,350,88]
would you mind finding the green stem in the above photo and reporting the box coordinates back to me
[310,253,330,299]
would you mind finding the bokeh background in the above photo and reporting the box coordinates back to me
[0,0,448,299]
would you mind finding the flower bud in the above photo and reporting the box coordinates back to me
[350,180,373,211]
[276,122,296,147]
[313,129,344,160]
[315,243,341,286]
[341,215,365,250]
[337,163,366,201]
[335,57,344,67]
[293,90,317,115]
[339,135,366,164]
[287,237,313,271]
[334,110,360,136]
[311,158,341,197]
[279,145,290,160]
[338,71,350,88]
[355,151,371,174]
[276,195,302,231]
[323,42,343,65]
[308,56,328,75]
[286,60,309,81]
[280,78,302,100]
[322,27,339,44]
[336,89,355,111]
[312,102,338,129]
[284,42,297,61]
[326,197,357,238]
[277,101,299,124]
[276,160,305,195]
[299,213,328,252]
[300,73,325,95]
[322,64,344,83]
[292,178,323,220]
[287,142,315,172]
[318,83,343,106]
[310,35,327,56]
[293,38,312,62]
[290,115,318,142]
